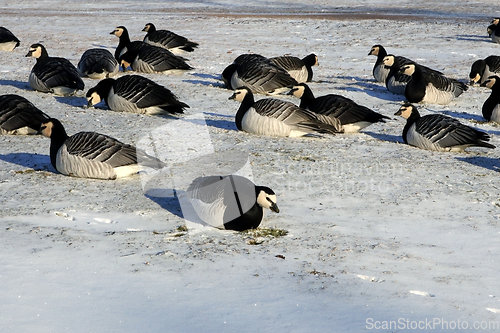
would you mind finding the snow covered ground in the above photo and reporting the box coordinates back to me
[1,1,500,332]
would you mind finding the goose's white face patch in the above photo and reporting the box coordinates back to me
[313,55,319,66]
[231,89,249,103]
[87,92,102,106]
[40,121,54,138]
[143,24,152,32]
[112,27,123,37]
[397,106,413,119]
[28,46,42,58]
[470,73,481,84]
[484,77,497,89]
[290,85,305,98]
[401,64,415,75]
[256,191,277,211]
[369,46,379,56]
[382,55,394,67]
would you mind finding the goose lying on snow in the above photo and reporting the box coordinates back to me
[229,86,342,137]
[86,74,189,115]
[469,56,500,85]
[395,103,495,152]
[399,63,467,105]
[269,53,318,83]
[480,75,500,123]
[0,94,50,135]
[186,175,279,231]
[368,44,442,84]
[25,43,84,96]
[222,53,298,95]
[142,23,198,55]
[289,83,390,133]
[111,25,192,74]
[40,118,165,180]
[77,48,119,79]
[0,27,20,51]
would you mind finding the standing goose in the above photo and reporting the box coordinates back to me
[77,48,119,79]
[381,55,412,95]
[399,63,468,105]
[0,27,20,51]
[395,103,495,152]
[142,23,199,55]
[480,75,500,123]
[368,45,442,84]
[0,94,50,135]
[186,175,279,231]
[269,53,318,83]
[469,56,500,85]
[289,83,389,133]
[222,54,298,95]
[111,25,192,73]
[229,86,341,137]
[40,118,165,180]
[86,74,189,115]
[26,43,84,96]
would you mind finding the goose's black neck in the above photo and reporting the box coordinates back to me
[235,90,255,131]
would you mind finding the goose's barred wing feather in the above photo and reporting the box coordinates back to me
[237,61,298,92]
[253,98,342,133]
[310,95,388,125]
[0,95,50,131]
[65,132,138,167]
[425,72,467,95]
[269,56,303,71]
[33,58,84,89]
[486,56,500,72]
[136,44,192,70]
[114,75,183,109]
[396,55,442,75]
[416,115,489,147]
[147,30,198,50]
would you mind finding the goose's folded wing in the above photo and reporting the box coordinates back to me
[64,132,138,167]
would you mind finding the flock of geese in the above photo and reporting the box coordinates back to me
[0,17,499,231]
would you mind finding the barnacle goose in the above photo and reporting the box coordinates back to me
[142,23,199,55]
[399,63,468,105]
[0,94,49,135]
[25,44,84,96]
[0,27,20,51]
[470,56,500,85]
[118,43,193,74]
[368,45,442,84]
[86,74,189,115]
[186,175,279,231]
[381,55,412,95]
[222,54,298,95]
[77,48,119,79]
[480,75,500,123]
[269,53,318,83]
[111,25,192,73]
[40,118,165,180]
[229,86,341,137]
[288,83,389,133]
[395,103,495,152]
[488,24,500,44]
